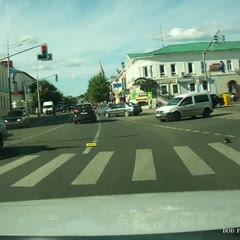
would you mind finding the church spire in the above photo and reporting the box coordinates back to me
[98,61,105,77]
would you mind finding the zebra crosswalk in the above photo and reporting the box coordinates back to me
[0,142,240,188]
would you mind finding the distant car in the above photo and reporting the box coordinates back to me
[0,117,8,148]
[210,94,225,108]
[73,103,97,124]
[104,102,142,118]
[95,104,111,116]
[5,110,30,128]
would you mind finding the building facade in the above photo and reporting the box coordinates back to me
[0,61,36,116]
[110,62,127,103]
[125,41,240,105]
[0,64,10,117]
[11,70,36,111]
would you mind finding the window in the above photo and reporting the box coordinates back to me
[227,60,232,71]
[161,85,167,94]
[194,94,209,103]
[188,62,193,73]
[173,85,178,94]
[143,66,148,77]
[159,65,165,77]
[189,83,195,92]
[14,81,18,90]
[170,64,176,75]
[149,65,153,77]
[181,97,193,105]
[3,97,7,109]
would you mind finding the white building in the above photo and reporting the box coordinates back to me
[125,41,240,105]
[110,62,127,103]
[0,61,36,116]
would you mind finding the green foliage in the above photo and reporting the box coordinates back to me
[29,80,63,107]
[85,75,110,103]
[61,96,77,105]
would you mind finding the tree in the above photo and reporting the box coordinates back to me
[86,75,110,103]
[29,80,63,107]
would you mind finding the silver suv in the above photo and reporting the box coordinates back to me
[5,110,30,128]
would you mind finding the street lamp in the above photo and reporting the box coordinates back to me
[3,38,29,111]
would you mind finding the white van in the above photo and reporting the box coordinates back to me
[155,92,213,121]
[43,101,55,115]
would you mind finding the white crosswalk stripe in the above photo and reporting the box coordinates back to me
[174,146,215,176]
[132,149,157,181]
[71,151,113,185]
[0,155,39,176]
[12,154,76,187]
[2,142,240,188]
[209,142,240,166]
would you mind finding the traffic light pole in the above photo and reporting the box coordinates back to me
[202,29,220,92]
[0,43,47,111]
[0,43,47,61]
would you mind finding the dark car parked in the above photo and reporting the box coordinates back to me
[210,94,225,108]
[73,103,97,124]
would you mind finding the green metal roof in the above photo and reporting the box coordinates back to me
[127,41,240,59]
[127,52,152,59]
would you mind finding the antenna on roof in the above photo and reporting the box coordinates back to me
[160,26,164,48]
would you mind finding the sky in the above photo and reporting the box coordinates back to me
[0,0,240,97]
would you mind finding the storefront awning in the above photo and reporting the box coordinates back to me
[133,77,158,86]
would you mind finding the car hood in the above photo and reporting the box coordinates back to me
[156,105,176,112]
[5,116,23,120]
[0,190,239,236]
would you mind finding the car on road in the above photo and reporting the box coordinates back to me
[104,102,142,118]
[156,92,213,121]
[5,110,30,128]
[73,103,97,123]
[0,117,8,148]
[210,94,225,108]
[43,101,55,115]
[95,104,112,116]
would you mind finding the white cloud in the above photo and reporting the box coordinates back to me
[145,23,240,43]
[57,59,86,67]
[0,0,240,96]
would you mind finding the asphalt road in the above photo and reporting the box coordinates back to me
[1,105,240,202]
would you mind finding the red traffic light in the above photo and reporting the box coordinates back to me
[41,45,47,51]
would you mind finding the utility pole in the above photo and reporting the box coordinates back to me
[202,29,220,92]
[2,41,47,111]
[6,38,13,110]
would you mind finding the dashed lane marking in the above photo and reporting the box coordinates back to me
[118,118,238,139]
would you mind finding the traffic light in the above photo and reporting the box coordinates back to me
[214,35,219,43]
[222,35,226,43]
[41,44,48,59]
